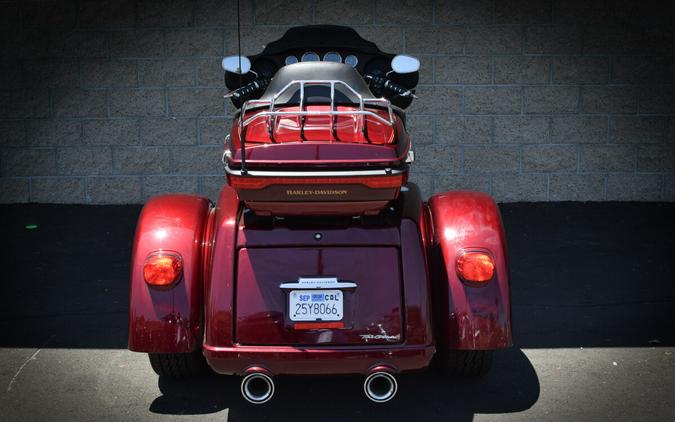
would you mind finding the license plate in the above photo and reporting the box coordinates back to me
[289,290,343,321]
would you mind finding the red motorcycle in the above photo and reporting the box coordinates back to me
[128,26,511,404]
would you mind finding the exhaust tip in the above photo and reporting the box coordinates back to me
[241,372,275,404]
[363,371,398,403]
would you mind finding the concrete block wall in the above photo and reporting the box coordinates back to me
[0,0,673,204]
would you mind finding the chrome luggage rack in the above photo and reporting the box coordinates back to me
[236,80,395,173]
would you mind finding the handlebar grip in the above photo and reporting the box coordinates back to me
[227,78,270,102]
[383,80,416,98]
[365,75,416,99]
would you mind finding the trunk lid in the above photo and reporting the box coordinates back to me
[235,246,402,346]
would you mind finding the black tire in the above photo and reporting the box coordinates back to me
[440,350,493,377]
[148,351,208,378]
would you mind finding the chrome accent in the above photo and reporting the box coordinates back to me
[364,372,398,403]
[344,54,358,68]
[405,150,415,164]
[323,51,342,63]
[222,55,251,74]
[280,276,357,290]
[301,51,320,62]
[279,281,356,290]
[241,373,275,404]
[239,80,394,131]
[391,54,420,74]
[237,79,396,172]
[222,135,233,163]
[224,163,407,178]
[330,80,336,137]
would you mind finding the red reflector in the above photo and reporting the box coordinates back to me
[293,322,345,330]
[456,251,494,283]
[228,174,405,190]
[143,252,183,287]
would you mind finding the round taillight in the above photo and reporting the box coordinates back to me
[456,251,494,284]
[143,252,183,287]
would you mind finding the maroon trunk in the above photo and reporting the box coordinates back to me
[236,246,402,346]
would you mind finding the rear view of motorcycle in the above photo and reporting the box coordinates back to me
[128,25,512,404]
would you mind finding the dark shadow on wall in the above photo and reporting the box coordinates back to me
[502,202,675,348]
[149,348,539,421]
[0,204,140,349]
[1,202,674,350]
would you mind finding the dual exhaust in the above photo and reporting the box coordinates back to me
[240,366,398,404]
[363,370,398,403]
[241,370,275,404]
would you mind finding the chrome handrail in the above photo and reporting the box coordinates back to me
[242,109,394,127]
[236,79,396,173]
[239,80,395,139]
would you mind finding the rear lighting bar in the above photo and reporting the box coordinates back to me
[228,173,405,190]
[293,322,345,330]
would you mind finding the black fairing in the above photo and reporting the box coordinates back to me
[225,25,418,109]
[259,25,382,55]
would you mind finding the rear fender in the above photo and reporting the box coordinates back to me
[128,194,213,353]
[427,191,512,350]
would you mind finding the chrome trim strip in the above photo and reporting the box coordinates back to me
[279,282,357,290]
[225,163,406,178]
[280,276,357,290]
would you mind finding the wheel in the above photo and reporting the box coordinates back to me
[148,351,208,378]
[440,350,493,377]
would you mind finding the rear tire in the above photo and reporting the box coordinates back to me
[148,351,208,378]
[440,350,493,377]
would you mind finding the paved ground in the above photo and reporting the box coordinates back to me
[1,202,674,421]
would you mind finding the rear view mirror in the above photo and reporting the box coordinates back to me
[222,55,251,74]
[391,54,420,74]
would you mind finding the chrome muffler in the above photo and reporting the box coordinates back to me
[363,369,398,403]
[241,368,275,404]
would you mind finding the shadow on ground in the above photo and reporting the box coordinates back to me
[149,348,539,421]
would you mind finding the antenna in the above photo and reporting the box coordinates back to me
[236,0,247,174]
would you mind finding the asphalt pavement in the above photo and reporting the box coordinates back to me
[1,202,674,421]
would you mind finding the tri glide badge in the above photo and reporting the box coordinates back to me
[360,334,401,342]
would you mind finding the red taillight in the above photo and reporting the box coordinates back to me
[228,174,405,190]
[143,252,183,287]
[456,250,494,284]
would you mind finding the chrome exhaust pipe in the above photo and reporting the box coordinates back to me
[241,371,275,404]
[363,371,398,403]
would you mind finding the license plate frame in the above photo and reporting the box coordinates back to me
[288,289,343,322]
